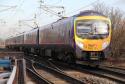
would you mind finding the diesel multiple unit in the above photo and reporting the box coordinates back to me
[5,10,112,65]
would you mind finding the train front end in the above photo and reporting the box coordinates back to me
[74,12,111,65]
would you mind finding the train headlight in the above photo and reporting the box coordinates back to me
[102,42,109,49]
[76,41,84,49]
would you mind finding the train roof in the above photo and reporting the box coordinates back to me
[6,32,24,39]
[53,10,106,23]
[74,10,106,17]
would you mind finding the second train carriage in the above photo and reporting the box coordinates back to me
[5,10,112,65]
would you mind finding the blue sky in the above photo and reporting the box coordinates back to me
[0,0,125,39]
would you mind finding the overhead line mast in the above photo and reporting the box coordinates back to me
[39,0,65,18]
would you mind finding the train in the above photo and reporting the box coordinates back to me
[5,10,112,66]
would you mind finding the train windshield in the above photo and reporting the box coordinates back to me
[76,20,109,39]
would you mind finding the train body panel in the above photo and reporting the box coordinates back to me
[5,34,24,50]
[5,37,16,49]
[24,28,38,45]
[38,17,75,59]
[15,34,24,45]
[39,17,74,45]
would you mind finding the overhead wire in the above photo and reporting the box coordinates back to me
[0,5,17,25]
[0,6,17,12]
[10,0,25,18]
[10,0,25,28]
[39,0,99,18]
[66,0,99,16]
[41,5,63,17]
[0,4,17,7]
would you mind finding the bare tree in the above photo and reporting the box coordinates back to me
[93,3,124,29]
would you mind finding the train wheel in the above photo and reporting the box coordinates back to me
[51,50,57,60]
[57,53,65,61]
[24,48,28,56]
[40,49,45,57]
[65,53,75,64]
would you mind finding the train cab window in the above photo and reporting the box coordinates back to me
[76,20,109,39]
[76,21,91,34]
[92,21,108,35]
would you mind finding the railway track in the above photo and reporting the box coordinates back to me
[34,62,85,84]
[34,64,69,84]
[104,66,125,71]
[16,59,26,84]
[50,60,125,84]
[46,60,116,84]
[80,66,125,84]
[26,59,53,84]
[26,67,53,84]
[99,66,125,77]
[25,57,85,84]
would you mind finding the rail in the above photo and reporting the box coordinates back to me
[26,59,53,84]
[16,59,26,84]
[35,61,85,84]
[50,60,125,84]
